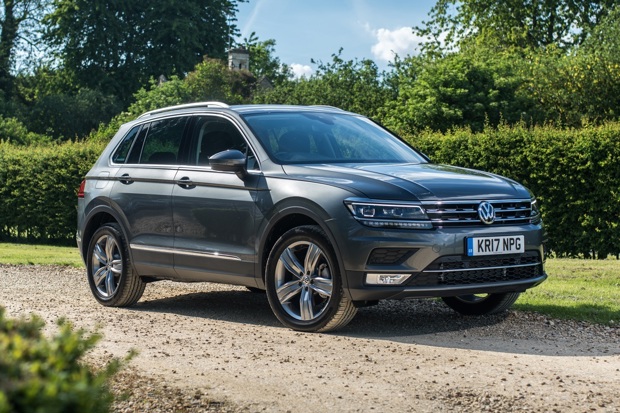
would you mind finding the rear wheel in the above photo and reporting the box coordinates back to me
[86,223,145,307]
[442,292,520,316]
[265,225,357,332]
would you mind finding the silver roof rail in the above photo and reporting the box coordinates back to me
[138,101,230,119]
[309,105,344,111]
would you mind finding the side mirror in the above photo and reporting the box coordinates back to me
[209,150,248,179]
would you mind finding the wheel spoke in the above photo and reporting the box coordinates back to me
[93,266,108,287]
[277,280,303,304]
[299,287,314,321]
[93,243,107,266]
[104,235,116,262]
[110,259,123,274]
[304,243,322,274]
[310,277,333,297]
[105,270,116,296]
[280,247,304,277]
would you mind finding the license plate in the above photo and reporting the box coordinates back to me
[466,235,524,256]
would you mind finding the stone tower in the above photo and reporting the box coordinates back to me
[228,47,250,71]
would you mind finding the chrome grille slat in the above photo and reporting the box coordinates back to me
[422,199,534,227]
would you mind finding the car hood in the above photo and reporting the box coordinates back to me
[282,163,531,201]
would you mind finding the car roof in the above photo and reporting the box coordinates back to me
[137,101,350,120]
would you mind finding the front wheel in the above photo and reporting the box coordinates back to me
[265,226,357,332]
[442,292,521,316]
[86,223,145,307]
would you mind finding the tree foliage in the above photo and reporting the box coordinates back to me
[8,65,124,140]
[418,0,618,51]
[0,0,615,139]
[242,32,290,86]
[0,115,49,145]
[0,0,48,100]
[522,6,620,126]
[89,58,252,144]
[255,52,391,119]
[126,58,249,116]
[43,0,244,104]
[382,49,539,134]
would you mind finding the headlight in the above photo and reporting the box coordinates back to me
[345,199,432,229]
[530,198,541,224]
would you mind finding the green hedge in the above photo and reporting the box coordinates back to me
[1,122,619,256]
[407,123,620,258]
[0,140,103,244]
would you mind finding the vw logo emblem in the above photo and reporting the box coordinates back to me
[478,201,496,225]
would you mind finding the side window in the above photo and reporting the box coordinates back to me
[112,126,140,164]
[139,117,189,165]
[191,117,250,167]
[126,123,150,164]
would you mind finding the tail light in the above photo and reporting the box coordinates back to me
[77,180,86,198]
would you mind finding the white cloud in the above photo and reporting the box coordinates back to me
[370,27,423,61]
[290,63,313,79]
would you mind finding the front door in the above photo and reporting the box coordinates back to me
[171,115,266,285]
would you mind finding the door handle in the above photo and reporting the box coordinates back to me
[119,173,133,185]
[177,177,195,189]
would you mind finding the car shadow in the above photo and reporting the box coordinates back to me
[132,289,281,327]
[130,289,618,358]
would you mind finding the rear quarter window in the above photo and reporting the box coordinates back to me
[112,126,140,164]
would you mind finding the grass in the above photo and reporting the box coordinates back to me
[514,258,620,325]
[1,243,618,325]
[0,243,83,267]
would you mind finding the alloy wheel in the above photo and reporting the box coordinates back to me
[91,234,123,299]
[274,240,334,321]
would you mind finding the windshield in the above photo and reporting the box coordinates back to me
[241,111,427,164]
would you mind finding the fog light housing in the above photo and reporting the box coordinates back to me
[366,273,412,285]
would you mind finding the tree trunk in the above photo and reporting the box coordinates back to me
[0,0,19,98]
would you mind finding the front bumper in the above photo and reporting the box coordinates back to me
[331,221,546,302]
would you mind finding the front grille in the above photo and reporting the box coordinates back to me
[367,248,418,265]
[423,199,534,227]
[407,251,543,287]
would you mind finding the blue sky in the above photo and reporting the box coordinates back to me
[235,0,437,77]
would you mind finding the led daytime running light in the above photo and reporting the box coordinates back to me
[345,200,432,229]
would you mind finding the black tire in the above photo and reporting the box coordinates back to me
[86,223,145,307]
[265,225,357,332]
[442,292,521,316]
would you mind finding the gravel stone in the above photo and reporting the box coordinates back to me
[1,264,618,412]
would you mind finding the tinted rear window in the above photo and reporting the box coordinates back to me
[114,117,189,165]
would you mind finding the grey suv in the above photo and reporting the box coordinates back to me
[77,102,546,332]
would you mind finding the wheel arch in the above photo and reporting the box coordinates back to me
[81,206,127,260]
[257,206,344,290]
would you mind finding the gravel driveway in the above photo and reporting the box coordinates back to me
[1,264,618,412]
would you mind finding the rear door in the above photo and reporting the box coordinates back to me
[110,116,190,276]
